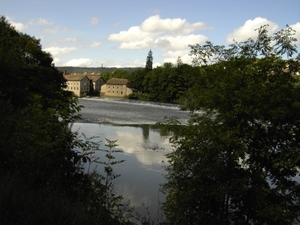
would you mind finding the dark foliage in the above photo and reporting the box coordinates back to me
[162,25,300,224]
[145,49,153,73]
[0,16,130,225]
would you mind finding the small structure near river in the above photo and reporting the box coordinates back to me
[100,78,135,98]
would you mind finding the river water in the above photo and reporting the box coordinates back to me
[77,97,191,125]
[74,98,300,223]
[73,98,192,220]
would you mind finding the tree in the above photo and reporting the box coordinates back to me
[128,68,146,91]
[0,17,68,110]
[174,63,199,104]
[0,16,132,225]
[145,49,153,73]
[162,25,300,224]
[141,61,198,103]
[143,62,176,102]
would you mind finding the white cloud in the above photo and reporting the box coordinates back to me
[6,17,27,31]
[226,17,279,43]
[28,18,52,26]
[116,35,206,63]
[106,15,211,66]
[108,26,153,42]
[65,58,93,67]
[153,62,162,68]
[47,38,101,49]
[42,26,71,34]
[90,17,99,25]
[119,38,153,49]
[131,59,145,67]
[43,26,60,34]
[90,41,102,47]
[44,46,77,57]
[98,58,144,68]
[154,34,208,50]
[52,57,61,66]
[141,15,212,35]
[115,130,170,166]
[12,21,27,31]
[7,17,53,31]
[47,37,78,46]
[57,37,78,43]
[290,22,300,45]
[108,15,210,52]
[162,50,192,64]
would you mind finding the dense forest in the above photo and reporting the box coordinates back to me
[1,13,300,225]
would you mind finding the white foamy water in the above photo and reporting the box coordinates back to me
[77,97,191,125]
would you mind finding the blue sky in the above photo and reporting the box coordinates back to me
[1,0,300,68]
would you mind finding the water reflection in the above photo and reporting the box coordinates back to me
[72,122,171,219]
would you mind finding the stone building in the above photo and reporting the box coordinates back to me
[86,75,106,93]
[101,78,134,97]
[63,74,91,97]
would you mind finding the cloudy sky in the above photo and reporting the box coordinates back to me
[2,0,300,68]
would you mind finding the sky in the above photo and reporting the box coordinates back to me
[1,0,300,68]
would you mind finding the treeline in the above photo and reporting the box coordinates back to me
[84,61,198,104]
[59,62,199,105]
[57,66,141,74]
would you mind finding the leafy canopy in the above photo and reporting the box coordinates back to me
[0,16,131,224]
[162,24,300,225]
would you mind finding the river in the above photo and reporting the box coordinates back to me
[73,97,192,221]
[74,98,300,223]
[77,97,191,125]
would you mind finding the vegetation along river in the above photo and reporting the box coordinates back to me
[73,97,191,220]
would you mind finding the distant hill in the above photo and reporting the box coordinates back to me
[57,66,142,74]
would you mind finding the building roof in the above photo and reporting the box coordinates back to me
[63,74,87,81]
[106,78,130,85]
[86,75,103,82]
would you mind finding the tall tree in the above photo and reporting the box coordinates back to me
[145,49,153,73]
[162,25,300,224]
[0,16,128,225]
[0,15,82,193]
